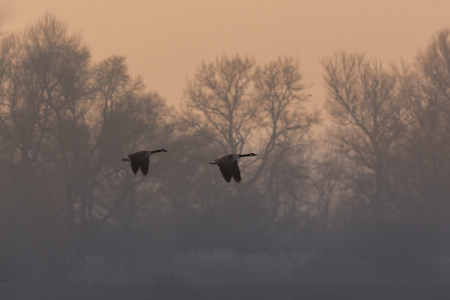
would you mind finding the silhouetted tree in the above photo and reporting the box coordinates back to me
[0,13,92,281]
[323,52,403,219]
[393,28,450,230]
[179,55,319,253]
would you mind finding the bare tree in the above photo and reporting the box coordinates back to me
[183,55,318,187]
[183,54,256,154]
[179,55,319,256]
[0,13,92,280]
[81,56,173,234]
[323,52,403,218]
[393,28,450,227]
[251,57,319,187]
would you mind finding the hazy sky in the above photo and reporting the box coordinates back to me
[3,0,450,108]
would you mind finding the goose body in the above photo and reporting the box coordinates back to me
[209,153,257,183]
[122,149,167,176]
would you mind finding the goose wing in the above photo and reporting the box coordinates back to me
[231,160,241,183]
[128,152,144,175]
[140,157,149,176]
[216,159,232,183]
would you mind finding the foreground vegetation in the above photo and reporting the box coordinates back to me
[2,282,450,300]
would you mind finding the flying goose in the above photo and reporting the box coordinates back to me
[208,153,257,183]
[122,149,167,176]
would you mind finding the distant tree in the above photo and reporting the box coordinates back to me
[322,52,403,219]
[183,54,256,154]
[252,57,319,187]
[0,13,92,281]
[179,55,319,253]
[79,56,174,236]
[183,55,318,187]
[308,154,348,233]
[393,28,450,228]
[0,13,176,281]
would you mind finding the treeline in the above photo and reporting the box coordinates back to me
[1,13,450,283]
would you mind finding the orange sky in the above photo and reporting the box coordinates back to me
[3,0,450,108]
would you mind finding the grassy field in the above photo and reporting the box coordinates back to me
[2,283,450,300]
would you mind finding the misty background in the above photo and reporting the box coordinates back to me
[2,6,450,285]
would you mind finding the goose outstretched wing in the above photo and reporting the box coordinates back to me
[140,157,149,176]
[216,160,232,183]
[231,160,241,183]
[128,152,143,175]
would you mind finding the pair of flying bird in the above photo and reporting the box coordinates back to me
[122,149,257,183]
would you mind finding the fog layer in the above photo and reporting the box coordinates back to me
[1,14,450,284]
